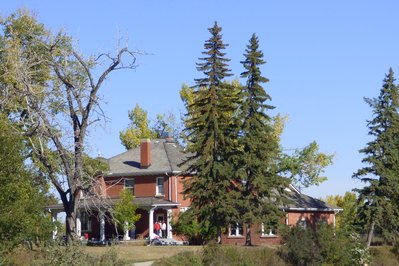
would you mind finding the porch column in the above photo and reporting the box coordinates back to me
[51,212,58,240]
[149,207,155,239]
[167,209,173,239]
[124,221,130,240]
[100,213,105,241]
[76,212,81,237]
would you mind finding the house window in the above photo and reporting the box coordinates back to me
[316,218,328,225]
[229,223,243,237]
[261,223,277,237]
[297,219,307,229]
[124,179,134,194]
[180,207,190,213]
[156,177,164,195]
[81,212,91,232]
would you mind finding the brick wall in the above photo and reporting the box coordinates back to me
[104,175,170,199]
[287,211,334,228]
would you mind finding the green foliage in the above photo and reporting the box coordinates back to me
[280,141,333,187]
[113,189,141,235]
[157,245,285,266]
[182,22,241,242]
[0,9,138,241]
[119,104,181,149]
[171,209,215,245]
[119,104,154,149]
[325,192,358,230]
[0,116,53,254]
[353,68,399,245]
[30,244,125,266]
[234,34,287,245]
[279,224,370,266]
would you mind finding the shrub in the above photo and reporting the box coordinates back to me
[157,244,285,266]
[171,209,216,245]
[279,224,370,266]
[29,243,126,266]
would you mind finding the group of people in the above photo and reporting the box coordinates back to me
[154,220,167,238]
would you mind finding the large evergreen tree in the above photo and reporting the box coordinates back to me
[182,22,241,243]
[237,34,286,245]
[353,68,399,247]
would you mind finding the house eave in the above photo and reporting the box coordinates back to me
[103,170,172,177]
[284,207,343,212]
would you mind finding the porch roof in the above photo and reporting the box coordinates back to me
[45,197,179,213]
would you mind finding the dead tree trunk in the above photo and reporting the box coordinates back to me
[245,224,252,246]
[367,220,375,248]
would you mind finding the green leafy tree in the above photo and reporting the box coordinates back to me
[325,192,358,231]
[171,209,215,245]
[119,104,154,149]
[0,9,138,242]
[279,224,370,266]
[120,104,181,149]
[0,115,53,255]
[113,189,141,240]
[182,22,241,243]
[353,68,399,247]
[279,141,333,188]
[235,34,287,245]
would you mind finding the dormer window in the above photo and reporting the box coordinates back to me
[156,177,164,196]
[124,178,135,194]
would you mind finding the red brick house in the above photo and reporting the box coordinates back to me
[48,138,341,244]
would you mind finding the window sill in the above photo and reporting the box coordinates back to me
[155,194,165,198]
[227,235,244,239]
[260,235,278,238]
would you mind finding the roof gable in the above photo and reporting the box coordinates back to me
[105,139,187,177]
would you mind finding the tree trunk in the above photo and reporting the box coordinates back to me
[217,226,222,244]
[245,224,252,246]
[114,222,119,240]
[65,211,77,244]
[63,194,79,244]
[367,220,375,248]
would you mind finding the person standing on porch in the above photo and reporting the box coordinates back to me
[161,221,167,238]
[154,221,161,236]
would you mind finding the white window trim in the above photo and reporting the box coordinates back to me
[228,222,243,237]
[180,207,190,213]
[156,177,165,196]
[297,218,307,229]
[124,178,135,194]
[80,212,92,232]
[261,223,277,237]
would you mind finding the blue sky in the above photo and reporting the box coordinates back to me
[2,1,399,198]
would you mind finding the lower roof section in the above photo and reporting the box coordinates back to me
[45,197,179,213]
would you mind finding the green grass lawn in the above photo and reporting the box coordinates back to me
[370,246,399,266]
[84,245,203,263]
[5,244,398,265]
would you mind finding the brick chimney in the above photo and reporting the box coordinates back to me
[140,139,151,169]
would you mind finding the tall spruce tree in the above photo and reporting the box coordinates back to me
[237,34,286,245]
[353,68,399,247]
[183,22,241,243]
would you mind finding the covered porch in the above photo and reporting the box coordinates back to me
[46,197,179,242]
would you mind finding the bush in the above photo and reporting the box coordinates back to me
[157,244,285,266]
[29,243,126,266]
[392,241,399,260]
[278,224,370,266]
[171,209,216,245]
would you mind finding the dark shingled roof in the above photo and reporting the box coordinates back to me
[105,139,188,177]
[101,139,340,212]
[284,189,341,211]
[46,197,179,212]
